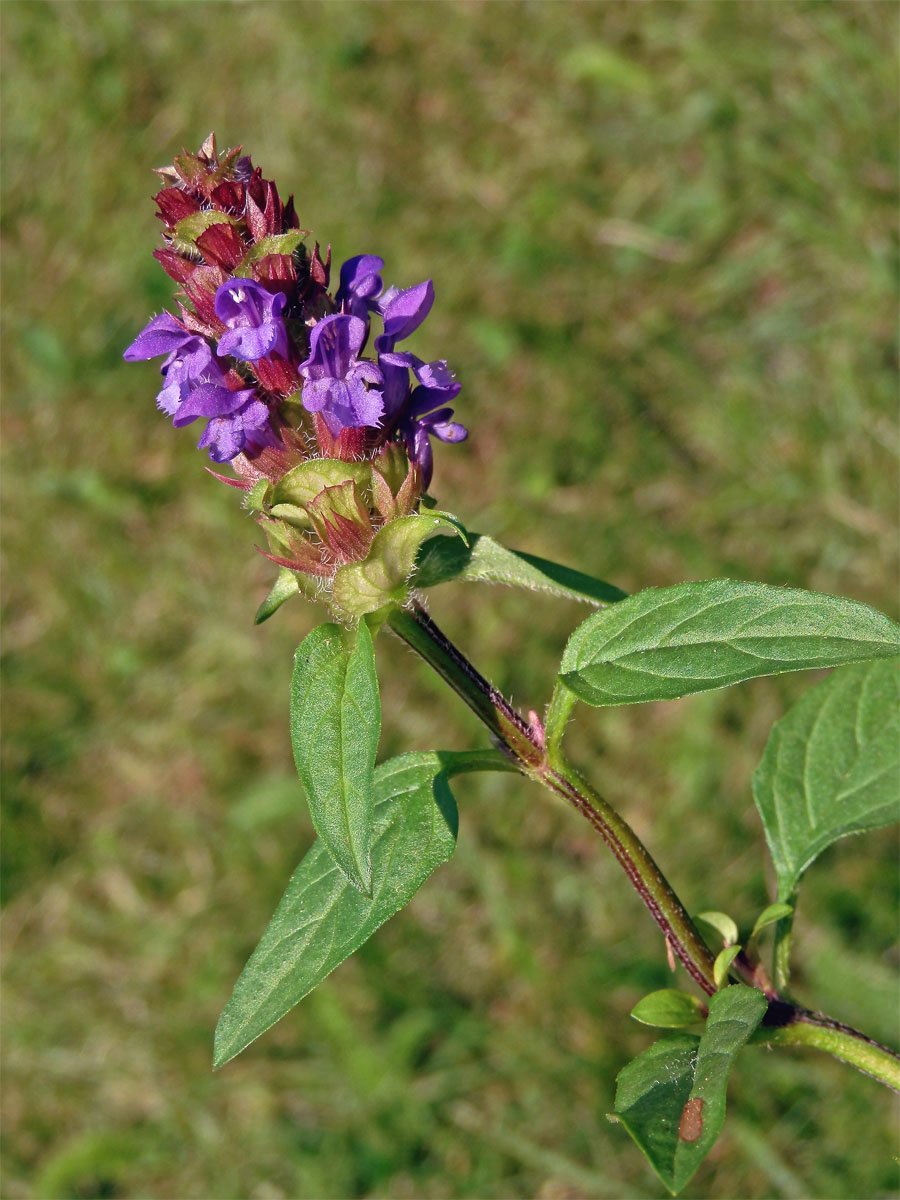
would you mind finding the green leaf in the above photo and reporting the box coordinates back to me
[630,990,707,1029]
[171,209,236,251]
[559,580,900,707]
[414,531,627,606]
[272,459,373,509]
[255,567,300,625]
[615,985,768,1194]
[749,902,794,940]
[332,514,463,617]
[713,945,742,989]
[234,230,310,276]
[213,749,511,1068]
[752,658,900,898]
[290,622,380,894]
[694,911,739,947]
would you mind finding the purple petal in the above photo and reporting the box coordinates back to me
[218,321,279,362]
[378,350,419,370]
[337,255,385,317]
[124,313,193,361]
[301,314,368,378]
[377,280,434,348]
[300,377,335,414]
[156,379,184,416]
[214,279,285,326]
[213,280,289,362]
[379,359,411,419]
[318,378,384,435]
[409,379,462,416]
[408,425,434,487]
[412,358,456,390]
[430,419,468,444]
[172,383,257,426]
[197,399,271,463]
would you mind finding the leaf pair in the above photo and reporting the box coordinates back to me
[616,985,768,1194]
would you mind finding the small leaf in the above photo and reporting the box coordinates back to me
[631,990,707,1029]
[559,580,900,707]
[713,945,742,989]
[214,749,511,1067]
[414,532,627,606]
[272,459,373,509]
[244,478,272,512]
[255,567,300,625]
[172,209,237,252]
[234,230,310,276]
[752,658,900,897]
[290,622,380,894]
[333,515,463,618]
[750,902,795,940]
[694,911,739,947]
[615,985,768,1194]
[428,510,470,547]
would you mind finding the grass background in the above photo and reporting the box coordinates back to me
[2,2,898,1197]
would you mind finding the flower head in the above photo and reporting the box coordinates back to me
[215,279,289,362]
[299,314,384,436]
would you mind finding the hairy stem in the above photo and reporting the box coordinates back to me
[388,600,900,1090]
[391,602,715,990]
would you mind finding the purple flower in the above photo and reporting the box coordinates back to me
[214,279,289,362]
[125,311,276,463]
[124,313,213,413]
[336,255,384,321]
[375,280,434,353]
[299,314,384,436]
[378,351,466,487]
[171,380,275,463]
[402,401,468,489]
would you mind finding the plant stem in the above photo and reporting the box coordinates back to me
[387,600,900,1091]
[754,1009,900,1092]
[772,890,798,994]
[391,602,716,991]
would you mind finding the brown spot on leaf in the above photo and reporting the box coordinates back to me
[679,1097,704,1142]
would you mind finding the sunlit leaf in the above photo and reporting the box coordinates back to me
[290,622,380,894]
[752,658,900,897]
[615,985,768,1194]
[560,581,900,706]
[214,749,511,1068]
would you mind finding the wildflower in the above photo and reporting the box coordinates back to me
[375,280,435,352]
[124,311,276,463]
[173,384,275,463]
[215,279,290,362]
[336,255,384,322]
[381,353,466,487]
[124,313,218,414]
[299,314,384,436]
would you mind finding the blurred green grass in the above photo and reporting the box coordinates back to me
[2,1,898,1197]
